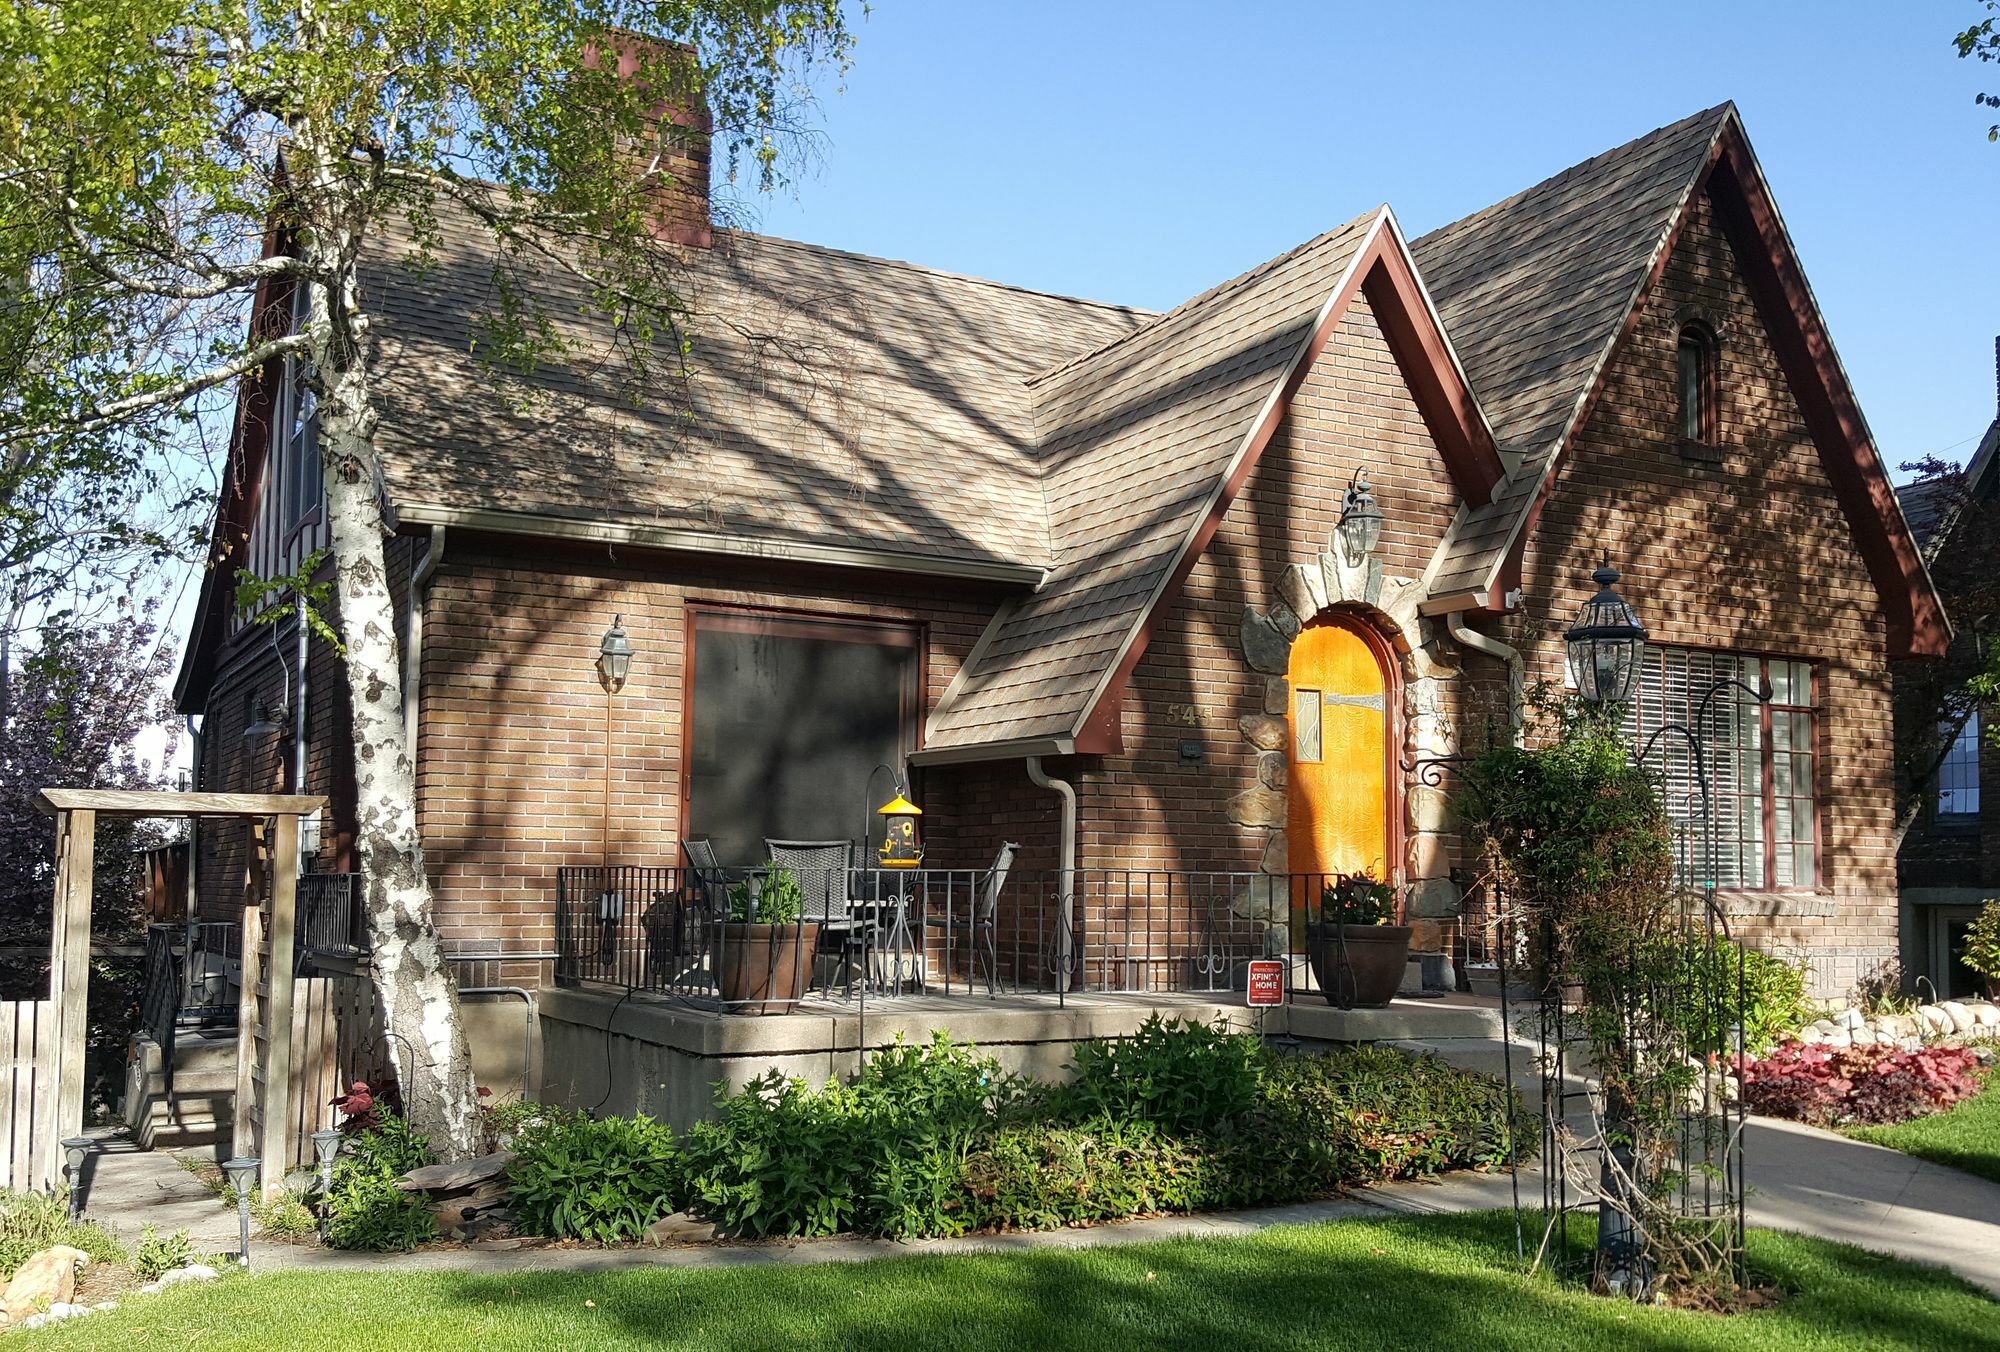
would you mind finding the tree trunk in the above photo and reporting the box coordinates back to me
[308,259,481,1160]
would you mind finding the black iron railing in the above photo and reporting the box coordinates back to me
[554,865,1389,1008]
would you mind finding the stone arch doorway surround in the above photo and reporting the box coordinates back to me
[1229,539,1462,955]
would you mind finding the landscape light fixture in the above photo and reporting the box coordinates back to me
[221,1157,261,1269]
[597,615,634,693]
[1337,470,1385,568]
[59,1137,92,1220]
[1563,561,1646,706]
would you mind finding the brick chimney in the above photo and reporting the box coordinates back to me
[583,33,713,249]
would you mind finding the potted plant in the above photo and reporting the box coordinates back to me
[1304,873,1411,1008]
[717,865,821,1014]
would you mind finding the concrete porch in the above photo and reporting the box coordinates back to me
[538,985,1511,1130]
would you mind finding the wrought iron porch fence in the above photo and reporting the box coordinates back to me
[554,865,1389,1009]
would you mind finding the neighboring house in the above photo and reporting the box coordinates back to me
[1896,344,2000,999]
[171,102,1946,1115]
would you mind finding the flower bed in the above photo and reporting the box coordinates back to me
[1737,1040,1990,1128]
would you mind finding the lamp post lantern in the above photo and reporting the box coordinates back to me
[221,1157,260,1269]
[597,616,634,693]
[1564,563,1646,706]
[59,1137,92,1219]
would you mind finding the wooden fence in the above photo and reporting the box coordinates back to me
[0,1001,55,1192]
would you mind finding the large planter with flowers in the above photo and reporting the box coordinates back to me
[1305,874,1410,1008]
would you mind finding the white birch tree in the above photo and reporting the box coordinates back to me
[1,0,853,1156]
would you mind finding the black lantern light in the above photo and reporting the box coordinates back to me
[1337,470,1385,567]
[597,615,634,693]
[1564,562,1646,706]
[876,792,924,869]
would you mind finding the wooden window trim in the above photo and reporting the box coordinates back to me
[677,603,927,854]
[1676,321,1721,455]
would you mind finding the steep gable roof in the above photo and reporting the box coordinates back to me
[1412,104,1732,603]
[922,209,1502,756]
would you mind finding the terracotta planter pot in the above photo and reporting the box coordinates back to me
[717,921,822,1014]
[1306,924,1412,1008]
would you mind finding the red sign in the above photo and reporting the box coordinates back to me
[1246,960,1285,1007]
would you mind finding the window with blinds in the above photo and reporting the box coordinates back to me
[1622,648,1817,890]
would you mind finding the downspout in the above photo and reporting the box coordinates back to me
[185,714,203,948]
[292,606,309,872]
[405,526,446,762]
[1025,756,1075,994]
[1447,613,1523,747]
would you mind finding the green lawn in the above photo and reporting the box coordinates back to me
[1847,1083,2000,1185]
[16,1211,1997,1352]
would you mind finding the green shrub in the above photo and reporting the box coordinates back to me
[962,1118,1212,1230]
[1261,1046,1527,1181]
[1965,899,2000,992]
[323,1115,438,1252]
[253,1187,317,1239]
[133,1226,197,1280]
[1649,934,1812,1056]
[483,1098,583,1151]
[0,1188,124,1278]
[1049,1016,1261,1135]
[508,1115,682,1242]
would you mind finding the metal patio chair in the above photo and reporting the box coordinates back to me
[765,839,863,996]
[972,841,1020,997]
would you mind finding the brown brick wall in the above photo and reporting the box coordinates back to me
[413,538,1047,954]
[1073,293,1480,877]
[1508,185,1899,998]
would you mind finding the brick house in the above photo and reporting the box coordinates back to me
[1896,350,1999,998]
[171,103,1946,1114]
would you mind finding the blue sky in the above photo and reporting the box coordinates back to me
[745,2,2000,477]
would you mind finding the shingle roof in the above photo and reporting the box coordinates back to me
[347,106,1744,756]
[1412,105,1731,598]
[358,218,1150,573]
[923,212,1386,749]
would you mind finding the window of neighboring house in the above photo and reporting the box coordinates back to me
[1623,647,1818,890]
[1677,322,1718,444]
[1937,713,1982,820]
[279,283,322,531]
[685,610,921,866]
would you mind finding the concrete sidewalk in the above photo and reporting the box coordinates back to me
[71,1112,2000,1296]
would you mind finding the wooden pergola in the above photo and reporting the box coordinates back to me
[27,789,326,1195]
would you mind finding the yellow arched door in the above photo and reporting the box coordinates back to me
[1286,620,1390,883]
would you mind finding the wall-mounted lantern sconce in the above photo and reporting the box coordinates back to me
[242,699,286,745]
[597,615,634,693]
[1337,470,1385,567]
[1563,562,1647,706]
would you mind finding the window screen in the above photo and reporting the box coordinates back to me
[687,613,918,866]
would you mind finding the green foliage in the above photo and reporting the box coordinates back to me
[483,1097,584,1151]
[1963,899,2000,989]
[233,549,344,655]
[1959,1,2000,141]
[323,1116,439,1253]
[1459,693,1676,919]
[0,1189,125,1278]
[1050,1016,1262,1136]
[253,1188,319,1239]
[1314,873,1399,927]
[726,863,804,924]
[508,1115,682,1243]
[132,1226,198,1280]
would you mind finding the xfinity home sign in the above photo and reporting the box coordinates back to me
[1245,960,1285,1007]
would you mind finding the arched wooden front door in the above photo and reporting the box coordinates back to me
[1285,617,1392,883]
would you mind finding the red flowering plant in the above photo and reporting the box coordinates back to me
[330,1079,406,1135]
[1737,1041,1986,1128]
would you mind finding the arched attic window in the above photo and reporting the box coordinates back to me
[1676,320,1719,446]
